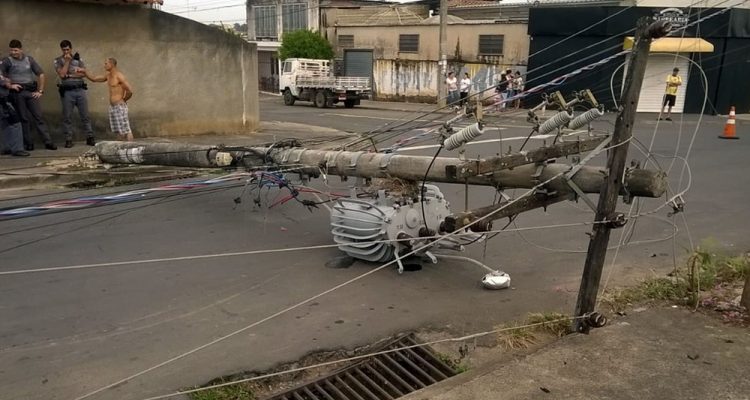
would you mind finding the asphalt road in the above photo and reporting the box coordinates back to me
[1,97,748,400]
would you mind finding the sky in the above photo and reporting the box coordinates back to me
[160,0,248,25]
[159,0,415,25]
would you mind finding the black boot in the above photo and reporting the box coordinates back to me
[45,142,57,150]
[65,140,74,148]
[86,137,96,146]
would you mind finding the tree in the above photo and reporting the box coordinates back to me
[278,30,334,61]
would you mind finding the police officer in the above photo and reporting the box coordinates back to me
[1,73,29,156]
[55,40,94,148]
[0,39,57,151]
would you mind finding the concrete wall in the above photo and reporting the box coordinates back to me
[0,0,259,139]
[373,60,526,103]
[328,22,528,102]
[329,22,529,64]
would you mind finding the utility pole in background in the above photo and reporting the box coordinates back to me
[437,0,447,107]
[573,17,671,333]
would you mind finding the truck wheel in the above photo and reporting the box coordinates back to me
[314,90,328,108]
[344,100,355,108]
[283,90,295,106]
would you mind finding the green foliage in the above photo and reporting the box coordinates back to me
[602,242,750,312]
[278,30,334,61]
[526,312,574,337]
[189,382,254,400]
[496,312,574,349]
[435,352,470,374]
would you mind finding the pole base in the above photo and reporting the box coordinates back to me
[719,135,739,140]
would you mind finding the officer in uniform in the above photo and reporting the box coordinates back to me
[0,39,57,151]
[1,73,29,156]
[54,40,94,148]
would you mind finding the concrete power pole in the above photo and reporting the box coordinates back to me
[437,0,448,107]
[573,17,671,333]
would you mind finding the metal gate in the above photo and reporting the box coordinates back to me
[636,55,689,113]
[344,50,373,79]
[623,55,689,113]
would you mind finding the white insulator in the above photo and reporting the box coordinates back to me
[538,111,573,135]
[444,123,484,151]
[568,108,605,130]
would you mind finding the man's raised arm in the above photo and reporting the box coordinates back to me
[84,70,107,83]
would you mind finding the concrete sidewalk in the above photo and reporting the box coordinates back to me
[406,306,750,400]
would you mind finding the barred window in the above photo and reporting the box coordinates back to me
[282,3,307,33]
[478,35,504,56]
[254,6,277,39]
[399,34,419,53]
[338,35,354,49]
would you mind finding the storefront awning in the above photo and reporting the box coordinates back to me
[623,37,714,53]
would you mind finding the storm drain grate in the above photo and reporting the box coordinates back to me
[265,334,457,400]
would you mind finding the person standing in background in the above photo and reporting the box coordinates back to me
[84,58,134,141]
[1,72,29,156]
[513,71,524,109]
[0,39,57,151]
[445,71,459,109]
[459,72,471,107]
[54,40,95,148]
[660,67,681,121]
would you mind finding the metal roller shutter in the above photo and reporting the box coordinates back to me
[344,50,373,78]
[634,55,689,113]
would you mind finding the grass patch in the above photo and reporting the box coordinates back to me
[497,312,573,350]
[188,381,255,400]
[526,312,574,338]
[602,243,749,312]
[436,351,470,374]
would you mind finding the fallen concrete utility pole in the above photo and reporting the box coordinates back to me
[94,141,667,199]
[94,141,234,168]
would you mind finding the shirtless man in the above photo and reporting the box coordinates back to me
[83,58,134,141]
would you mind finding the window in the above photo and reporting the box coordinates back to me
[399,34,419,53]
[338,35,354,49]
[282,3,307,33]
[478,35,504,56]
[254,5,277,39]
[283,61,292,74]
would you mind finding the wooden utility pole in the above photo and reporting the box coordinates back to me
[573,17,671,333]
[741,272,750,311]
[437,0,448,107]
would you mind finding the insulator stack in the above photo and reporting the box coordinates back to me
[538,111,573,135]
[568,108,605,130]
[444,123,484,151]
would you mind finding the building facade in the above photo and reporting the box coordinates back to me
[247,0,320,91]
[331,20,529,102]
[527,5,750,114]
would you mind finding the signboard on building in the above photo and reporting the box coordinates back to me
[654,8,689,29]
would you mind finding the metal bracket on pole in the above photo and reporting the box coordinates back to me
[563,136,612,212]
[566,178,598,212]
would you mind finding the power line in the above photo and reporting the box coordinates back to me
[71,137,631,400]
[142,315,585,400]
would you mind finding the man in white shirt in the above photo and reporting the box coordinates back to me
[459,72,471,107]
[445,71,459,109]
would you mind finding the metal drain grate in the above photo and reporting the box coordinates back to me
[265,334,457,400]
